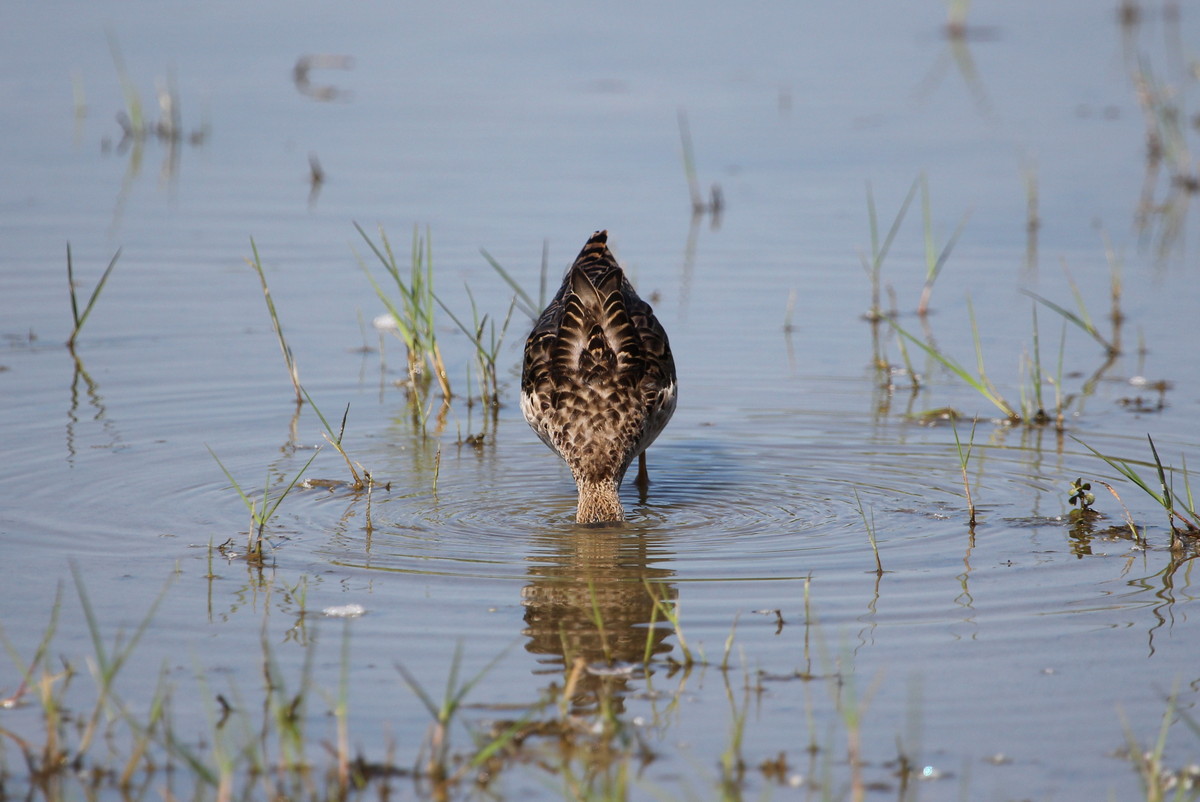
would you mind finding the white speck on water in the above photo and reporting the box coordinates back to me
[586,662,637,677]
[322,604,366,618]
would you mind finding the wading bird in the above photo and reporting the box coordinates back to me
[520,231,677,523]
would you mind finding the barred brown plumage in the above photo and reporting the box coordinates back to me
[520,230,677,523]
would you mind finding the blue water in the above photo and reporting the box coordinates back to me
[3,2,1200,799]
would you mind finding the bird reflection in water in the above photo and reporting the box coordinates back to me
[522,526,676,715]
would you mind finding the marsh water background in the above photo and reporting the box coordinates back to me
[3,2,1200,799]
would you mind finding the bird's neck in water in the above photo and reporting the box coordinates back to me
[575,477,624,523]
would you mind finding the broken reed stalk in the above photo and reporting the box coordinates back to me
[432,445,442,494]
[301,389,375,491]
[1093,480,1143,543]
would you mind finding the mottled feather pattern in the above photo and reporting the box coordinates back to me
[521,231,677,522]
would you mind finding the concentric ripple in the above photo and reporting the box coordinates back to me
[316,413,996,582]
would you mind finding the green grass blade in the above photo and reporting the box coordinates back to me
[1031,302,1044,413]
[262,447,322,522]
[246,238,301,400]
[1183,454,1195,516]
[67,243,80,329]
[77,248,122,333]
[480,248,539,319]
[67,246,121,346]
[206,447,258,517]
[70,562,110,673]
[301,387,343,445]
[469,711,535,769]
[433,292,485,355]
[1147,434,1171,513]
[920,175,933,278]
[358,260,419,351]
[931,207,971,284]
[433,290,500,372]
[354,221,403,286]
[888,316,1017,419]
[871,176,920,273]
[1021,289,1114,354]
[866,183,880,262]
[0,583,64,688]
[394,660,443,721]
[1071,437,1168,507]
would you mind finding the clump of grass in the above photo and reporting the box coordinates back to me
[866,177,1128,429]
[889,298,1021,423]
[435,287,516,408]
[246,238,303,405]
[1076,435,1200,549]
[0,569,172,787]
[895,281,1121,430]
[356,223,452,399]
[1118,684,1200,802]
[66,243,121,349]
[207,446,320,560]
[106,33,209,150]
[1017,302,1059,426]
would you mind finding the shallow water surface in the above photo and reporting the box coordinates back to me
[3,2,1200,800]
